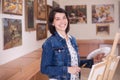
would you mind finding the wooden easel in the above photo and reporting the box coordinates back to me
[87,33,120,80]
[103,33,120,80]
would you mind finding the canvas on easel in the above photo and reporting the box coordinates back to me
[87,33,120,80]
[87,60,107,80]
[103,33,120,80]
[107,56,120,80]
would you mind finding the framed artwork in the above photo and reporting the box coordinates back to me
[92,4,114,23]
[36,0,47,20]
[119,1,120,28]
[96,24,110,36]
[0,0,1,13]
[53,1,60,8]
[3,18,22,50]
[25,0,35,31]
[88,60,107,80]
[36,23,47,40]
[2,0,22,15]
[47,5,52,19]
[65,5,87,24]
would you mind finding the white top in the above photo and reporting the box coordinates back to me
[66,39,79,80]
[57,32,79,80]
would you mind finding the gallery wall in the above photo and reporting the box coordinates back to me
[59,0,119,40]
[0,0,120,65]
[0,0,53,65]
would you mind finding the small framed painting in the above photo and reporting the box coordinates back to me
[96,24,110,36]
[36,0,47,20]
[36,23,47,40]
[25,0,35,31]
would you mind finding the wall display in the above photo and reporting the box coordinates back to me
[2,0,22,15]
[25,0,35,31]
[0,0,1,13]
[53,1,60,8]
[36,0,47,20]
[3,18,22,50]
[118,1,120,28]
[65,5,87,24]
[36,23,47,40]
[47,5,52,19]
[92,4,114,23]
[96,24,109,36]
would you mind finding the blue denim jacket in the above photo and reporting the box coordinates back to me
[41,32,93,80]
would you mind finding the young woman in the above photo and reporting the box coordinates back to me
[41,7,94,80]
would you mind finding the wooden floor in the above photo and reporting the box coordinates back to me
[38,61,120,80]
[0,48,119,80]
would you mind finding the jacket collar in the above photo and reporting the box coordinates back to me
[54,31,72,42]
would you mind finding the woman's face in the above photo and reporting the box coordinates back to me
[52,12,68,33]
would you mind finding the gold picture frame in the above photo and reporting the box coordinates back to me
[36,23,47,40]
[96,24,110,36]
[25,0,35,31]
[2,0,23,15]
[36,0,47,20]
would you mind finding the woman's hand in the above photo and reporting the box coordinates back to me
[68,66,81,75]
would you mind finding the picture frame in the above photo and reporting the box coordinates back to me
[96,24,110,36]
[92,4,114,23]
[88,60,107,80]
[53,1,60,8]
[47,5,52,19]
[36,0,47,20]
[3,18,22,50]
[36,23,47,40]
[65,5,87,24]
[2,0,23,15]
[25,0,35,31]
[0,0,1,13]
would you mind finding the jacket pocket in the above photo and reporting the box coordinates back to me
[53,47,65,65]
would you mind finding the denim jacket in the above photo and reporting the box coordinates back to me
[40,32,93,80]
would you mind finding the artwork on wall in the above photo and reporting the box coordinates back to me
[25,0,35,31]
[36,0,47,20]
[0,0,1,13]
[53,1,60,8]
[119,1,120,28]
[47,5,52,19]
[96,24,110,36]
[65,5,87,24]
[36,23,47,40]
[3,18,22,50]
[92,4,114,23]
[2,0,22,15]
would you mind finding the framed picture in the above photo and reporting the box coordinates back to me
[36,23,47,40]
[47,5,52,19]
[2,0,22,15]
[36,0,47,20]
[92,4,114,23]
[0,0,1,13]
[96,24,110,36]
[53,1,60,8]
[25,0,35,31]
[3,18,22,50]
[65,5,87,24]
[88,60,107,80]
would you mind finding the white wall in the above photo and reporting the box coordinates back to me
[59,0,119,40]
[0,0,53,65]
[0,0,120,65]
